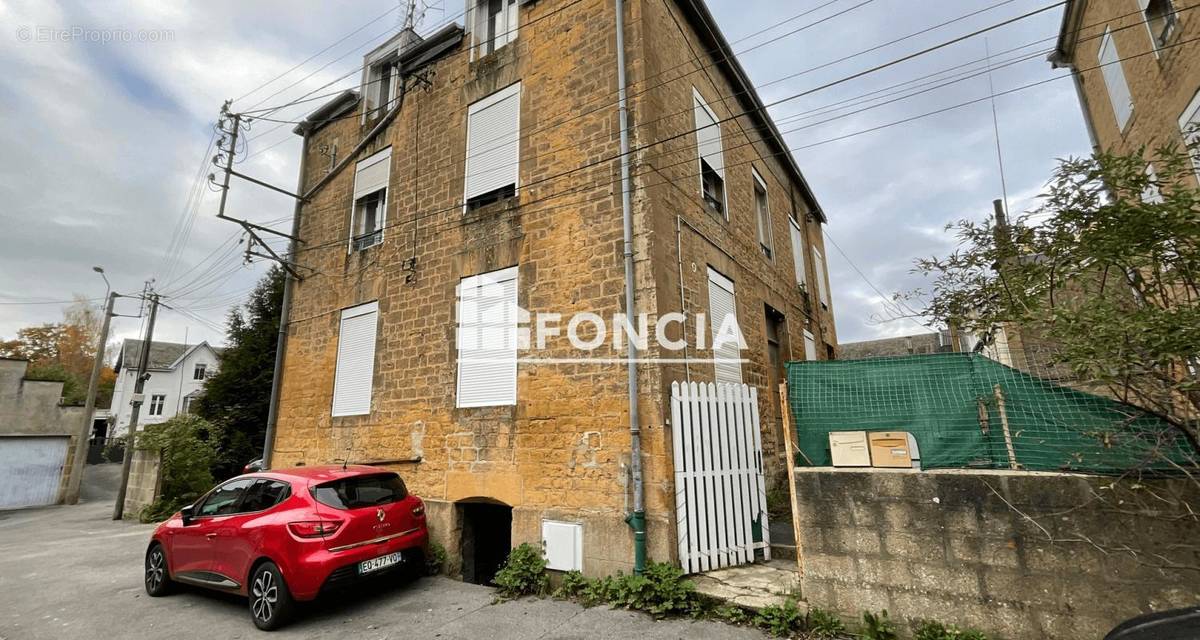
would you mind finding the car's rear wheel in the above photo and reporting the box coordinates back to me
[249,562,294,631]
[144,543,174,597]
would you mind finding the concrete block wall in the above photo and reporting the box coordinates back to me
[793,468,1200,639]
[122,448,162,520]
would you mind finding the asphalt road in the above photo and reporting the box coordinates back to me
[0,464,764,640]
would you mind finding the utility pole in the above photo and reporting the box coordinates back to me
[64,291,118,504]
[113,293,159,520]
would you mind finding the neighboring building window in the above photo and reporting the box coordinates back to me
[812,246,831,308]
[181,396,193,414]
[350,147,391,251]
[789,217,807,289]
[193,363,207,380]
[753,168,772,259]
[707,267,742,385]
[803,330,817,361]
[1142,164,1164,204]
[331,301,379,417]
[472,0,518,58]
[465,83,521,211]
[363,58,396,121]
[1140,0,1177,49]
[148,394,165,416]
[1180,90,1200,181]
[694,89,726,218]
[456,266,519,407]
[1097,27,1134,131]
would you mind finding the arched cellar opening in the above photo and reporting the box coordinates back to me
[456,499,512,585]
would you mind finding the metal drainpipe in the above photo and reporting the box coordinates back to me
[262,129,310,470]
[615,0,645,574]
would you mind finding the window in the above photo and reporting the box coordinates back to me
[694,89,726,218]
[198,479,254,517]
[331,301,379,416]
[148,394,165,416]
[365,59,396,120]
[465,83,521,211]
[812,246,830,308]
[193,363,206,380]
[1180,90,1200,181]
[1098,28,1134,131]
[707,267,742,385]
[789,217,807,289]
[457,266,519,407]
[803,330,817,361]
[752,169,773,259]
[472,0,518,58]
[764,307,786,401]
[1142,164,1164,204]
[1139,0,1177,49]
[311,473,408,509]
[181,396,193,414]
[240,480,291,513]
[350,147,391,251]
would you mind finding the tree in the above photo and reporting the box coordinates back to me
[0,296,115,406]
[909,146,1200,450]
[195,266,284,478]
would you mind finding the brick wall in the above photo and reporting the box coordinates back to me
[272,0,837,577]
[793,468,1200,639]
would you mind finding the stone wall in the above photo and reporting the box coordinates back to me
[793,467,1200,640]
[122,448,162,520]
[0,358,84,437]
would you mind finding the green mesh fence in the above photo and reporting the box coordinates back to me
[785,352,1195,474]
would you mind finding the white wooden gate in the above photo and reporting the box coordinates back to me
[670,381,770,574]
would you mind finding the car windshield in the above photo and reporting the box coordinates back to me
[311,473,408,509]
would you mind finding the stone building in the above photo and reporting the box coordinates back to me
[269,0,837,579]
[1050,0,1200,184]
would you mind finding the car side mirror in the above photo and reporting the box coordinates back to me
[180,505,195,525]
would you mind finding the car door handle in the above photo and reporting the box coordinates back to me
[206,533,218,539]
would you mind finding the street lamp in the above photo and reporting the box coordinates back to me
[93,266,110,299]
[65,266,118,504]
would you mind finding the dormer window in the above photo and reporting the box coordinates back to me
[472,0,518,59]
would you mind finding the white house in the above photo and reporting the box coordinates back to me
[108,340,222,437]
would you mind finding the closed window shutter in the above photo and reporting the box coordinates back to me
[332,302,379,416]
[693,90,724,178]
[789,218,807,286]
[707,268,742,385]
[812,247,830,307]
[1098,29,1133,130]
[457,266,519,407]
[1180,92,1200,180]
[354,147,391,199]
[465,83,521,202]
[804,330,817,361]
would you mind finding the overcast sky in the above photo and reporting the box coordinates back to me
[0,0,1090,349]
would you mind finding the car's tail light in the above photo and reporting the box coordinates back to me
[412,499,425,518]
[288,520,343,538]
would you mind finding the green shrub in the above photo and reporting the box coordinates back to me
[712,604,750,625]
[134,415,221,523]
[604,562,696,617]
[754,598,804,637]
[807,607,847,638]
[425,541,447,576]
[580,574,616,606]
[553,570,589,599]
[915,620,990,640]
[861,610,898,640]
[493,543,549,599]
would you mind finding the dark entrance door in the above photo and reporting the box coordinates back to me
[458,501,512,585]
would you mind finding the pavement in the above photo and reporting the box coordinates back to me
[0,464,767,640]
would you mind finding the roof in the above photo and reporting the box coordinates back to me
[1049,0,1085,67]
[676,0,826,221]
[117,339,223,372]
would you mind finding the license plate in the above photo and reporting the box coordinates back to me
[359,552,403,575]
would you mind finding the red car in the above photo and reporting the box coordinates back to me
[143,465,428,630]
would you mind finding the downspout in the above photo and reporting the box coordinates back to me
[615,0,646,574]
[262,128,310,469]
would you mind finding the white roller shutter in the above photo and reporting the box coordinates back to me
[457,266,519,407]
[465,83,521,202]
[804,330,817,361]
[1098,28,1133,130]
[812,247,830,307]
[707,267,742,385]
[789,217,807,287]
[693,89,724,178]
[332,302,379,416]
[354,147,391,199]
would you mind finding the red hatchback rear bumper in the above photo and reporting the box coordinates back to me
[284,526,429,600]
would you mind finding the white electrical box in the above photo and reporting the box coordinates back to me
[829,431,871,467]
[542,520,583,572]
[130,393,145,405]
